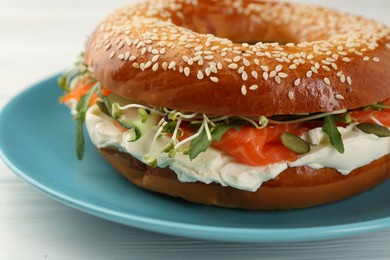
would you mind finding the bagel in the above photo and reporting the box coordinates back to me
[59,0,390,210]
[85,0,390,116]
[99,148,390,210]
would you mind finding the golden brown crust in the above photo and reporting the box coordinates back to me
[99,148,390,210]
[85,0,390,116]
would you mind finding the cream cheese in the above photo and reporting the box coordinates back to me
[86,105,390,192]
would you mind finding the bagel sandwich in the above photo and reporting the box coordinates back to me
[59,0,390,210]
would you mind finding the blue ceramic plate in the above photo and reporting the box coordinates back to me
[1,75,390,243]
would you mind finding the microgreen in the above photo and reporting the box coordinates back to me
[74,82,100,160]
[322,114,350,154]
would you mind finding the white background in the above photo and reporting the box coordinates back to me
[1,0,390,259]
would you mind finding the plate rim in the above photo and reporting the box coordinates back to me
[1,74,390,243]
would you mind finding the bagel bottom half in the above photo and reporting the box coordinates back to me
[99,148,390,210]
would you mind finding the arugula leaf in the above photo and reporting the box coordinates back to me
[189,124,239,160]
[322,115,346,154]
[74,82,100,160]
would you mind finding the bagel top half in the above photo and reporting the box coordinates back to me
[85,0,390,117]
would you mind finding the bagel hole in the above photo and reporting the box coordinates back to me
[174,11,300,46]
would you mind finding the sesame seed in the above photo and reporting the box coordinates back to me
[205,68,211,76]
[238,66,245,74]
[197,70,204,80]
[184,67,190,76]
[162,62,168,71]
[340,74,346,83]
[137,41,145,49]
[294,78,301,86]
[275,76,281,84]
[311,67,318,74]
[269,71,277,78]
[144,61,152,69]
[118,41,124,49]
[331,63,338,70]
[204,55,214,60]
[104,43,112,50]
[118,53,125,60]
[342,57,351,62]
[289,64,297,70]
[241,85,247,96]
[347,76,352,85]
[324,77,331,85]
[249,84,258,90]
[152,55,160,62]
[288,91,295,100]
[307,54,314,60]
[259,66,268,72]
[373,57,380,62]
[124,52,130,60]
[133,63,140,69]
[278,72,288,78]
[228,63,238,69]
[306,71,313,78]
[254,59,260,65]
[335,94,345,100]
[275,65,283,72]
[263,72,269,81]
[152,63,159,71]
[363,56,370,61]
[109,51,115,59]
[251,71,258,79]
[242,71,248,81]
[209,65,217,74]
[168,61,176,69]
[193,55,201,61]
[210,76,218,83]
[243,58,250,66]
[233,56,241,62]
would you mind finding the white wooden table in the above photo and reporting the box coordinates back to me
[1,0,390,259]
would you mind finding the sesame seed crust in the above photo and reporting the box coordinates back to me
[85,0,390,117]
